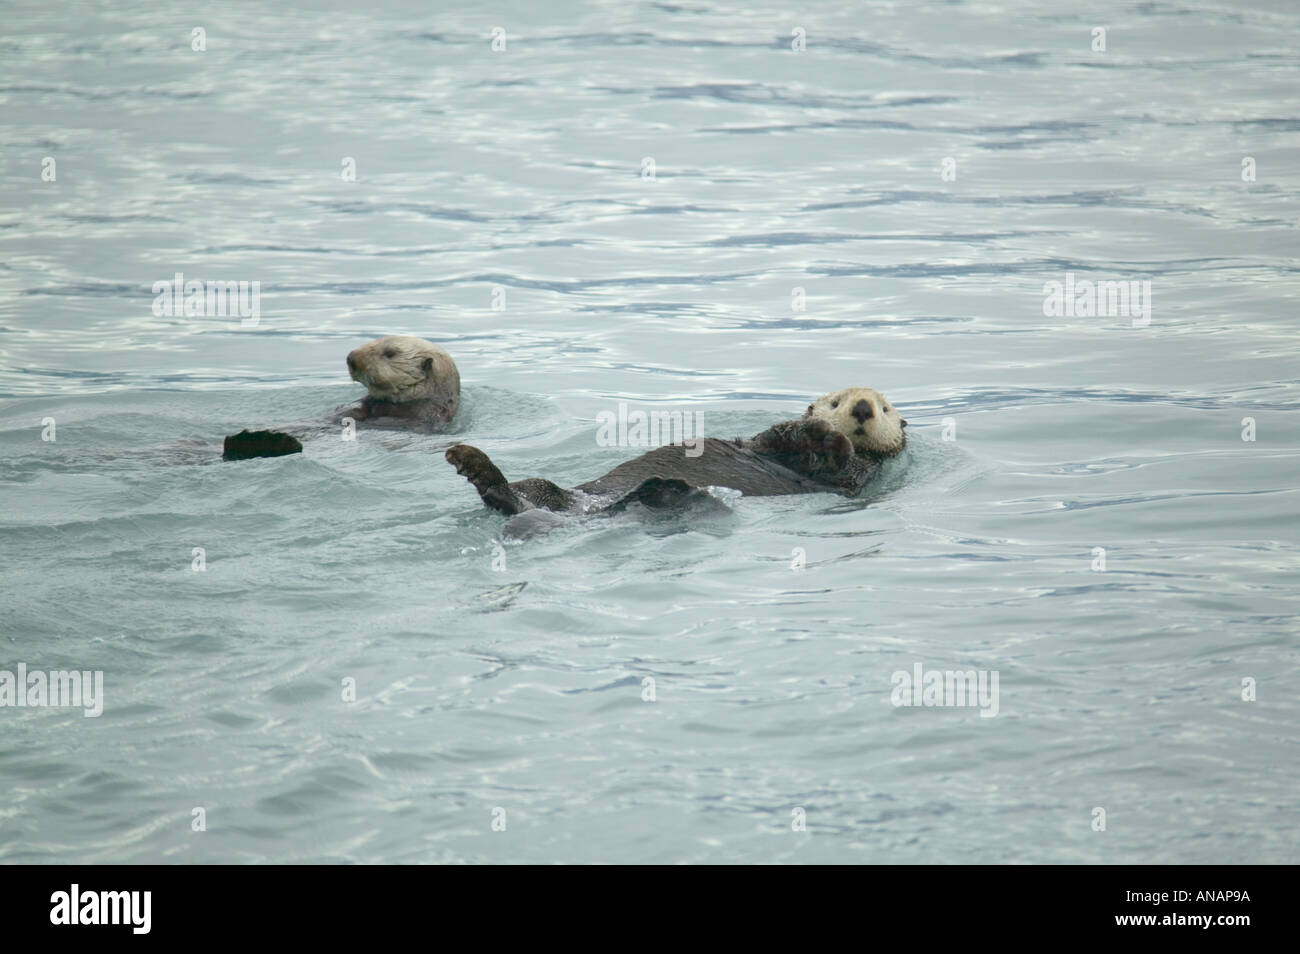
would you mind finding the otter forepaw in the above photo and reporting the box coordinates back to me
[820,429,853,468]
[801,417,833,440]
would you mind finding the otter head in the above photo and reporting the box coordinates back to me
[345,335,460,408]
[804,387,907,457]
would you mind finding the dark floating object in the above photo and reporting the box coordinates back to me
[222,429,303,461]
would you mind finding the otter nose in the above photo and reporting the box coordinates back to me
[346,351,357,371]
[851,399,873,424]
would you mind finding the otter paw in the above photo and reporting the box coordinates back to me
[445,444,529,515]
[608,477,709,513]
[801,417,833,440]
[444,443,479,472]
[820,430,853,468]
[445,444,508,491]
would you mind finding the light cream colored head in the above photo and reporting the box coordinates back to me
[805,387,907,457]
[346,335,460,408]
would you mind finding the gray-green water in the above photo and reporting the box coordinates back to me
[1,0,1298,863]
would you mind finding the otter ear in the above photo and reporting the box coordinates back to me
[421,356,434,374]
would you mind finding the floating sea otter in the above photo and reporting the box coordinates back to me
[222,335,460,460]
[446,387,907,518]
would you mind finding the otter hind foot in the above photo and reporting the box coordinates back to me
[222,429,303,461]
[445,444,530,515]
[606,476,728,515]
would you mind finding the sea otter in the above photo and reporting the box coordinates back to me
[335,335,460,430]
[446,387,907,517]
[222,335,460,460]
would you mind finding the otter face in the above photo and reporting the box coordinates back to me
[804,387,907,457]
[345,335,459,406]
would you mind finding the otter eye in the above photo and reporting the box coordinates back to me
[830,400,839,409]
[884,406,890,412]
[383,349,397,359]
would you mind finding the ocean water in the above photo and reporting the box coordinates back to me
[1,0,1298,864]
